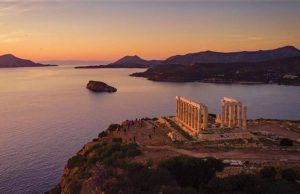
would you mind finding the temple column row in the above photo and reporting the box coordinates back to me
[176,97,208,131]
[220,102,247,129]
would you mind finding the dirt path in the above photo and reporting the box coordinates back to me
[147,145,300,163]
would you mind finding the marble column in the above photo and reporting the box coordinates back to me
[221,104,225,128]
[176,98,179,118]
[237,104,242,127]
[182,101,184,121]
[184,102,187,123]
[203,106,208,129]
[194,107,197,129]
[198,108,201,131]
[242,106,247,129]
[232,104,236,126]
[190,105,193,127]
[188,104,190,125]
[224,105,227,127]
[185,103,188,124]
[228,105,232,127]
[199,108,202,129]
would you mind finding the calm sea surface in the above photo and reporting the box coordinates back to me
[0,66,300,193]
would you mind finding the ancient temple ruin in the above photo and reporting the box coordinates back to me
[175,96,208,136]
[217,97,247,129]
[175,96,248,138]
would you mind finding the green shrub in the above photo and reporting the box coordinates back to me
[112,137,123,143]
[67,154,86,169]
[208,174,261,193]
[158,156,224,188]
[146,159,154,167]
[87,156,98,165]
[69,180,82,194]
[91,142,141,165]
[280,138,293,146]
[124,143,142,157]
[98,131,107,138]
[260,166,277,180]
[181,187,198,194]
[106,124,120,133]
[124,163,174,194]
[281,168,297,182]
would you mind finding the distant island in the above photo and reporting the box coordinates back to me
[75,55,162,69]
[0,54,56,68]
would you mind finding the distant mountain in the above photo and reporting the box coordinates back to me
[165,46,300,65]
[107,55,162,68]
[75,55,163,69]
[75,45,300,69]
[0,54,56,68]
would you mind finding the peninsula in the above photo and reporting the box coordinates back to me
[131,56,300,85]
[48,97,300,194]
[0,54,56,68]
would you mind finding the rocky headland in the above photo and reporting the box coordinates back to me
[86,81,117,93]
[47,117,300,194]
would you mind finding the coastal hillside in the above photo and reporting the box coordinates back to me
[48,117,300,194]
[165,46,300,65]
[131,56,300,85]
[0,54,55,68]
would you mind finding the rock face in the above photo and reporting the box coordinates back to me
[86,80,117,93]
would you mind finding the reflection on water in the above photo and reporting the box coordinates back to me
[0,66,300,193]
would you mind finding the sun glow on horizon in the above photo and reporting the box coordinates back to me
[1,1,300,61]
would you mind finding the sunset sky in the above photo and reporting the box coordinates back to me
[0,0,300,62]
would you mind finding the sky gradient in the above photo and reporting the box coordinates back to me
[1,1,300,61]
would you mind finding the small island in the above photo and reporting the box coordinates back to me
[86,80,117,93]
